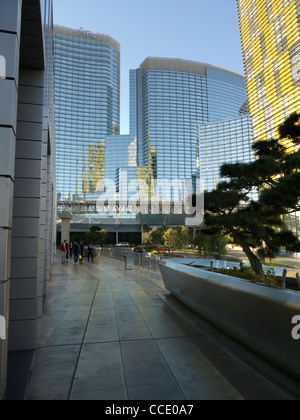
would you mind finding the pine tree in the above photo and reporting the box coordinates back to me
[202,113,300,279]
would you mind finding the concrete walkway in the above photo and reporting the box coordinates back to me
[25,255,300,400]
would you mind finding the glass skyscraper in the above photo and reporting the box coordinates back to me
[198,114,254,192]
[53,25,120,204]
[104,134,137,200]
[130,57,251,195]
[237,0,300,143]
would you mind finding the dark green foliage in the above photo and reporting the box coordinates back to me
[193,230,229,259]
[278,112,300,144]
[252,138,286,160]
[71,225,114,245]
[216,264,279,286]
[202,113,300,278]
[256,114,300,214]
[143,227,166,245]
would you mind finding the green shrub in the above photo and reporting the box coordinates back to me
[216,263,280,287]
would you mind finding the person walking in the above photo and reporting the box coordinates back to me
[88,244,94,262]
[79,241,84,263]
[65,241,69,263]
[60,240,67,264]
[69,242,73,258]
[73,241,79,263]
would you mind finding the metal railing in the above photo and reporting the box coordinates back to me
[100,247,163,272]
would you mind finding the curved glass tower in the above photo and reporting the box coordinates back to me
[130,58,251,192]
[53,25,120,203]
[198,113,254,192]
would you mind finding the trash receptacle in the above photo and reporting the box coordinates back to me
[124,253,134,270]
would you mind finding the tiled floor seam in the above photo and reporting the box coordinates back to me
[111,273,186,399]
[25,257,300,400]
[150,336,188,400]
[111,284,129,400]
[126,288,193,400]
[66,275,101,400]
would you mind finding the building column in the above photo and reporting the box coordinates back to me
[37,114,48,317]
[43,153,52,300]
[141,222,144,245]
[9,67,45,351]
[59,212,73,243]
[0,0,22,400]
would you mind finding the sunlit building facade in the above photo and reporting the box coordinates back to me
[236,0,300,143]
[53,25,120,203]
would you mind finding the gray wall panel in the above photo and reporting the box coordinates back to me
[160,260,300,379]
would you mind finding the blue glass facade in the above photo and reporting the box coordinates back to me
[53,26,120,203]
[104,134,137,199]
[130,58,250,188]
[54,49,253,221]
[206,67,248,122]
[198,114,254,192]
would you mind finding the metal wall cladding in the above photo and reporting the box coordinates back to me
[159,260,300,379]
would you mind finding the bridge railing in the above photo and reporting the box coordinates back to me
[100,247,162,272]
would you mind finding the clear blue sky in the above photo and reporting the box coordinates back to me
[53,0,244,134]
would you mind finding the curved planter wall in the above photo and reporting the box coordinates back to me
[159,259,300,378]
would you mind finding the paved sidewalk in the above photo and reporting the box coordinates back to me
[25,255,299,400]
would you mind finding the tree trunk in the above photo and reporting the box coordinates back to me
[231,232,265,278]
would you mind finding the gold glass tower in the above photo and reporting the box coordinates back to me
[237,0,300,143]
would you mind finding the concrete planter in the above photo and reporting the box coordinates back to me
[159,259,300,378]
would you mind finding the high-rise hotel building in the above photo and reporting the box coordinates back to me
[236,0,300,143]
[130,57,253,194]
[53,26,120,203]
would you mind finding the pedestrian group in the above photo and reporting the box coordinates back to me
[60,240,95,264]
